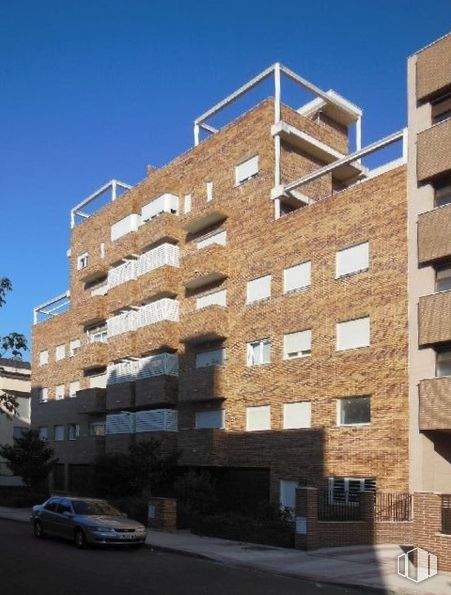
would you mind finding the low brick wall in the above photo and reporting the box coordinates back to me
[147,497,177,531]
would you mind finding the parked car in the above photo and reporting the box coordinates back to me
[31,496,147,548]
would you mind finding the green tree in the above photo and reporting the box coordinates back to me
[0,277,28,417]
[0,430,57,490]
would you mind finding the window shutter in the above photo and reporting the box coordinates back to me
[184,193,192,214]
[197,230,227,250]
[89,373,107,389]
[283,262,311,293]
[69,381,80,398]
[195,410,224,429]
[55,385,65,400]
[247,275,271,303]
[283,402,311,429]
[39,350,48,365]
[337,317,370,351]
[336,242,369,277]
[141,193,178,221]
[110,214,140,242]
[196,289,227,309]
[55,344,65,360]
[235,155,259,184]
[284,330,311,358]
[246,405,271,431]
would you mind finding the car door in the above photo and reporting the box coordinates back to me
[39,498,61,535]
[54,499,75,540]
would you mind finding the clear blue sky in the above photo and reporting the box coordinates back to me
[0,0,449,360]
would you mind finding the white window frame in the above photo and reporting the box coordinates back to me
[87,324,108,343]
[328,477,376,505]
[336,317,370,351]
[39,350,48,366]
[246,275,271,304]
[69,381,80,399]
[235,155,259,185]
[336,396,371,427]
[246,405,271,431]
[283,261,311,293]
[283,330,312,359]
[195,410,225,430]
[283,402,312,429]
[336,242,369,278]
[69,339,81,357]
[55,384,65,400]
[246,339,271,366]
[77,252,89,270]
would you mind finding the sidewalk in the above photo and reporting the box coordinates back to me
[1,506,449,594]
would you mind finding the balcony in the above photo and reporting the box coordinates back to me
[108,332,137,361]
[183,244,228,290]
[78,294,108,326]
[107,353,178,384]
[182,205,228,235]
[108,280,139,312]
[136,376,178,408]
[418,203,451,264]
[178,366,227,402]
[78,261,109,284]
[106,382,134,411]
[104,233,138,268]
[418,291,451,346]
[181,305,228,344]
[135,321,179,354]
[136,214,180,252]
[417,118,451,182]
[419,377,451,431]
[75,388,106,414]
[416,34,451,101]
[81,341,108,370]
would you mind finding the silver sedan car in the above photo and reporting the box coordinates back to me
[31,496,147,548]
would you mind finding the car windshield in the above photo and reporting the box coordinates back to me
[72,500,121,516]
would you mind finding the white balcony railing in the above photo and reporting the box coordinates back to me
[137,243,179,277]
[106,409,177,434]
[137,298,179,328]
[107,310,138,338]
[107,353,178,385]
[108,259,137,289]
[141,193,179,222]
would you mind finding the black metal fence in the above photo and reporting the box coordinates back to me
[375,492,412,521]
[441,495,451,534]
[317,489,361,521]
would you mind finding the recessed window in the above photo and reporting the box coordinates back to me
[196,348,225,368]
[89,421,105,436]
[39,388,48,403]
[337,396,370,426]
[246,405,271,431]
[283,330,312,359]
[336,242,369,278]
[38,426,48,441]
[247,275,271,304]
[55,344,66,361]
[336,317,370,351]
[89,372,107,389]
[196,289,227,310]
[431,93,451,125]
[247,339,271,366]
[55,385,65,400]
[436,349,451,377]
[184,193,192,214]
[87,323,108,343]
[54,425,65,441]
[39,350,48,366]
[68,423,80,441]
[328,477,376,504]
[235,155,259,185]
[206,181,213,202]
[283,261,311,293]
[195,410,224,429]
[283,402,311,429]
[197,229,227,250]
[69,381,80,399]
[434,176,451,208]
[280,480,298,514]
[436,263,451,292]
[69,339,81,357]
[77,252,89,270]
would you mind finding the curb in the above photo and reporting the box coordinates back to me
[0,514,29,524]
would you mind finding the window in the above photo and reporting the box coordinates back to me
[69,339,81,356]
[44,498,60,512]
[437,349,451,377]
[196,348,225,368]
[279,480,298,515]
[89,373,107,389]
[89,421,105,436]
[87,323,108,343]
[195,410,225,429]
[336,317,370,351]
[55,344,66,361]
[431,93,451,124]
[54,425,65,441]
[336,242,369,278]
[69,381,80,399]
[206,181,213,202]
[247,339,271,366]
[184,193,192,214]
[283,402,312,429]
[110,214,140,241]
[283,261,311,293]
[235,155,259,185]
[77,252,89,270]
[39,388,48,403]
[68,423,80,441]
[328,477,376,504]
[39,350,48,366]
[57,499,73,514]
[436,263,451,292]
[246,405,271,431]
[13,427,26,439]
[246,275,271,304]
[55,384,65,400]
[38,426,48,441]
[196,289,227,309]
[435,177,451,208]
[283,330,312,359]
[337,396,370,426]
[197,229,227,250]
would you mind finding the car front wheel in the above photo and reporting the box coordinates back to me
[33,520,45,539]
[74,528,87,549]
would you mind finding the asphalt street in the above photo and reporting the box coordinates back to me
[0,519,371,595]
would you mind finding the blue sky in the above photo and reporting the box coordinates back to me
[0,0,449,360]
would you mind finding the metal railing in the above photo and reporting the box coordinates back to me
[107,353,178,385]
[375,492,413,522]
[317,489,361,521]
[442,495,451,534]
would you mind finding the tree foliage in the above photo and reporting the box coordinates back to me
[0,430,57,489]
[0,276,28,417]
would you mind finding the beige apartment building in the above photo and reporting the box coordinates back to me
[0,358,31,485]
[31,48,435,511]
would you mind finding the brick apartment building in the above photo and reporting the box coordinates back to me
[30,34,450,512]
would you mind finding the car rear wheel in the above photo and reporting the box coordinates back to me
[33,520,45,538]
[74,528,87,549]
